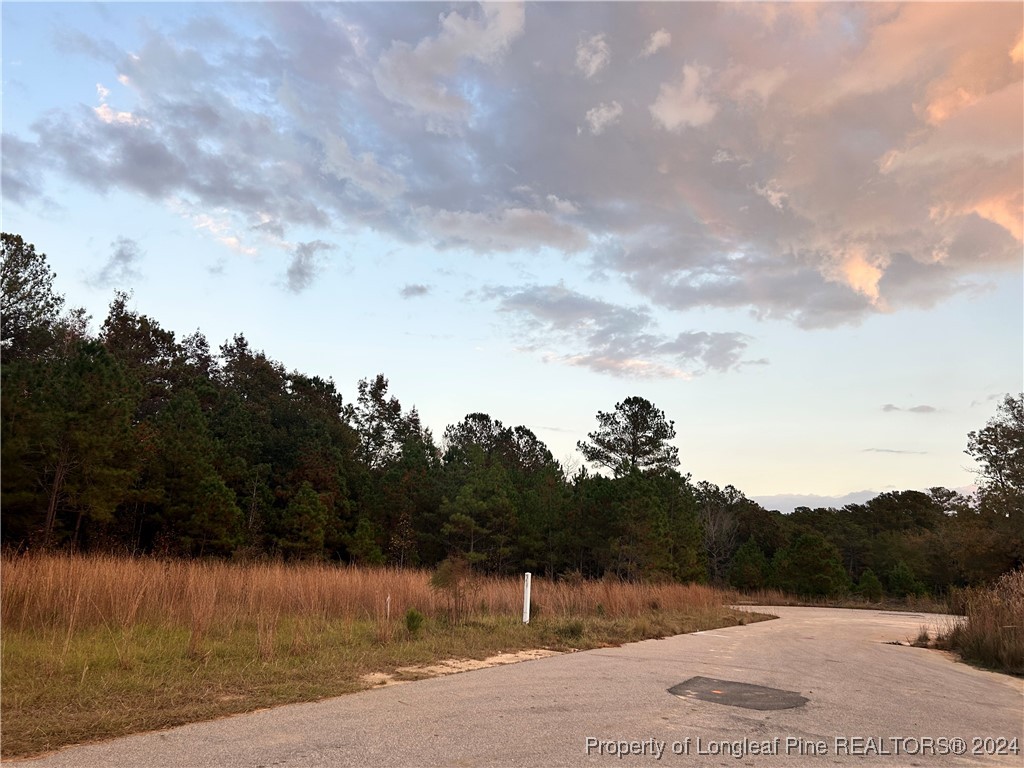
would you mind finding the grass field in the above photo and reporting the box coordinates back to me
[1,554,756,758]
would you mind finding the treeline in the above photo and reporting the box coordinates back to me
[2,233,1021,595]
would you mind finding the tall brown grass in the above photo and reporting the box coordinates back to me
[1,552,725,639]
[938,569,1024,675]
[1,553,743,759]
[732,586,954,614]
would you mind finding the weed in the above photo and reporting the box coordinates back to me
[405,607,425,637]
[556,619,585,641]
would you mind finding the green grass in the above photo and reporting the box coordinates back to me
[1,604,764,759]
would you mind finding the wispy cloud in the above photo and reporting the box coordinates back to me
[89,236,143,288]
[863,448,928,455]
[400,283,430,299]
[650,64,717,131]
[576,34,610,79]
[640,29,671,59]
[970,393,1005,407]
[373,3,524,133]
[485,283,756,379]
[286,240,333,294]
[882,404,939,413]
[584,101,623,136]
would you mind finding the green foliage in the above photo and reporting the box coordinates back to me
[966,395,1024,565]
[729,538,769,590]
[855,568,884,601]
[555,619,585,641]
[967,394,1024,500]
[771,531,851,597]
[430,556,472,621]
[279,483,328,560]
[1,232,1019,601]
[157,392,242,556]
[2,338,137,548]
[886,559,926,598]
[607,473,676,581]
[404,607,425,636]
[1,232,65,359]
[346,516,384,565]
[577,396,679,476]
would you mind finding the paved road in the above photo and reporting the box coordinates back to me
[13,607,1023,767]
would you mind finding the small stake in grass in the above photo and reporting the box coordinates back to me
[523,572,532,624]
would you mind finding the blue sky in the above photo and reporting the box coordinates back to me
[3,2,1021,511]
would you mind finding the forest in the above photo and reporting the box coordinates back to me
[3,233,1021,597]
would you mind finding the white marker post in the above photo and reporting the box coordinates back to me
[522,572,532,624]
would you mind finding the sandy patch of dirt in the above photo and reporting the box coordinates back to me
[361,649,560,688]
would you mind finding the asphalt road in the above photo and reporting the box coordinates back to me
[13,607,1023,768]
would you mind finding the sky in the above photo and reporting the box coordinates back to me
[2,2,1021,512]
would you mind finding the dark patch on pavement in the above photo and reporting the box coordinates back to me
[668,676,808,710]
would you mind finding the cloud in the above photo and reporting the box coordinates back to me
[416,206,589,254]
[882,404,939,413]
[286,240,334,294]
[576,34,610,79]
[584,101,623,135]
[722,65,787,104]
[863,448,928,455]
[546,195,580,215]
[6,2,1021,321]
[486,283,755,378]
[970,393,1005,408]
[640,29,671,58]
[94,97,145,127]
[650,64,718,131]
[373,3,524,131]
[1,135,45,205]
[90,237,143,287]
[400,283,430,299]
[751,182,787,211]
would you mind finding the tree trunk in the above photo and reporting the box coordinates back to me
[43,442,71,547]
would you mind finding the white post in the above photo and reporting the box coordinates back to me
[522,572,532,624]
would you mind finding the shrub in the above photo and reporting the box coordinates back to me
[430,556,472,621]
[856,568,885,602]
[404,607,425,637]
[770,532,851,597]
[887,560,925,598]
[729,538,769,590]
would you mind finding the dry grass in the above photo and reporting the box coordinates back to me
[0,553,747,758]
[2,553,726,635]
[937,569,1024,675]
[731,586,955,614]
